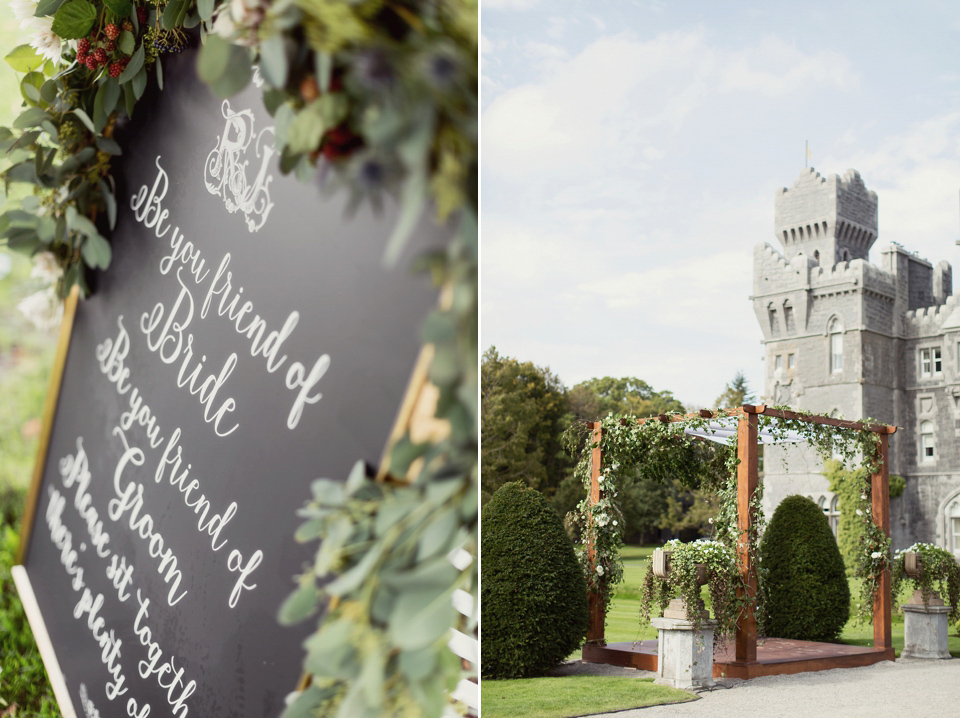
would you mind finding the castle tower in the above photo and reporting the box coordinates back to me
[775,168,878,266]
[753,167,960,555]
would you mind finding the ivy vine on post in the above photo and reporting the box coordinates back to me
[2,1,477,716]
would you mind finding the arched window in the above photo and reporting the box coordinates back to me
[920,420,935,462]
[829,318,843,373]
[946,497,960,557]
[768,304,781,337]
[827,495,840,536]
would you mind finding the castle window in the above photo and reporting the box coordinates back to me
[953,517,960,557]
[775,355,783,371]
[829,319,843,373]
[783,303,795,333]
[920,347,942,378]
[920,420,935,462]
[827,495,840,536]
[768,305,781,337]
[788,353,796,369]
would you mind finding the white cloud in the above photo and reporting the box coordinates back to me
[482,0,540,9]
[483,30,860,180]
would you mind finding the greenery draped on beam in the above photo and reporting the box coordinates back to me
[568,408,895,637]
[1,1,477,716]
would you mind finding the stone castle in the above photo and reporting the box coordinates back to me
[753,168,960,554]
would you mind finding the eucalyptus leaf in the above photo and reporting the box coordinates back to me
[197,35,253,97]
[398,648,436,682]
[96,136,122,155]
[388,587,455,651]
[40,79,58,104]
[324,541,385,596]
[51,0,97,40]
[118,30,135,55]
[197,0,214,22]
[71,108,96,134]
[9,130,42,153]
[118,45,144,84]
[13,108,50,129]
[416,507,458,561]
[303,620,355,677]
[132,67,148,99]
[277,580,321,625]
[80,231,111,269]
[5,45,43,73]
[383,167,426,268]
[279,686,327,718]
[156,56,163,90]
[161,0,185,29]
[98,180,117,229]
[258,33,288,88]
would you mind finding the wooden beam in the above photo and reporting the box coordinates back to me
[586,422,605,643]
[871,433,893,649]
[735,410,759,664]
[17,286,79,565]
[748,405,897,435]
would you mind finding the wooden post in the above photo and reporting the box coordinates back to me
[735,408,759,664]
[871,432,893,650]
[586,422,605,643]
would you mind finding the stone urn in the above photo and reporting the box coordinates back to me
[652,549,709,620]
[650,548,716,690]
[900,551,951,659]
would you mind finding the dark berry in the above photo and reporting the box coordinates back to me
[77,38,90,55]
[105,40,115,52]
[105,23,119,40]
[85,55,97,71]
[136,6,147,23]
[93,48,107,65]
[122,20,133,33]
[76,50,87,65]
[109,61,124,78]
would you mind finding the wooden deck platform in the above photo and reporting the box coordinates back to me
[582,638,895,679]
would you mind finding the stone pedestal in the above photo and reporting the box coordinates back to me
[901,603,952,659]
[651,616,716,690]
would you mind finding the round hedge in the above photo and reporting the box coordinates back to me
[760,494,850,641]
[481,481,589,678]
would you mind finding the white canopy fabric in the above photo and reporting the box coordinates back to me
[681,417,805,445]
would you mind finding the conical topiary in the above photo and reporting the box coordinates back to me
[481,481,589,678]
[759,494,850,641]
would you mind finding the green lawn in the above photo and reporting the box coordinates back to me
[481,675,694,718]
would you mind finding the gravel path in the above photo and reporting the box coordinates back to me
[558,658,960,717]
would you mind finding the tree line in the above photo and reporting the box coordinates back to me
[481,347,755,544]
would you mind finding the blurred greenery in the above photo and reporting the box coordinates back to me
[0,2,61,714]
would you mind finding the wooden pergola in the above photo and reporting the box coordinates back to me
[582,404,897,679]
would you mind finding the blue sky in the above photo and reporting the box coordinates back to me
[481,0,960,409]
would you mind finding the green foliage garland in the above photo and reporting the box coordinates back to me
[891,543,960,625]
[480,482,588,679]
[2,1,478,716]
[569,407,895,638]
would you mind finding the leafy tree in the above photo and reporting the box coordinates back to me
[481,347,569,504]
[714,370,755,410]
[568,376,684,420]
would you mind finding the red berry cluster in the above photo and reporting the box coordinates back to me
[76,21,132,74]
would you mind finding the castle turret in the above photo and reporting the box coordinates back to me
[775,168,878,266]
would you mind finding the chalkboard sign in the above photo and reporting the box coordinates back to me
[14,49,443,718]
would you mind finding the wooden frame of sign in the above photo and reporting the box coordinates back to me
[14,50,449,718]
